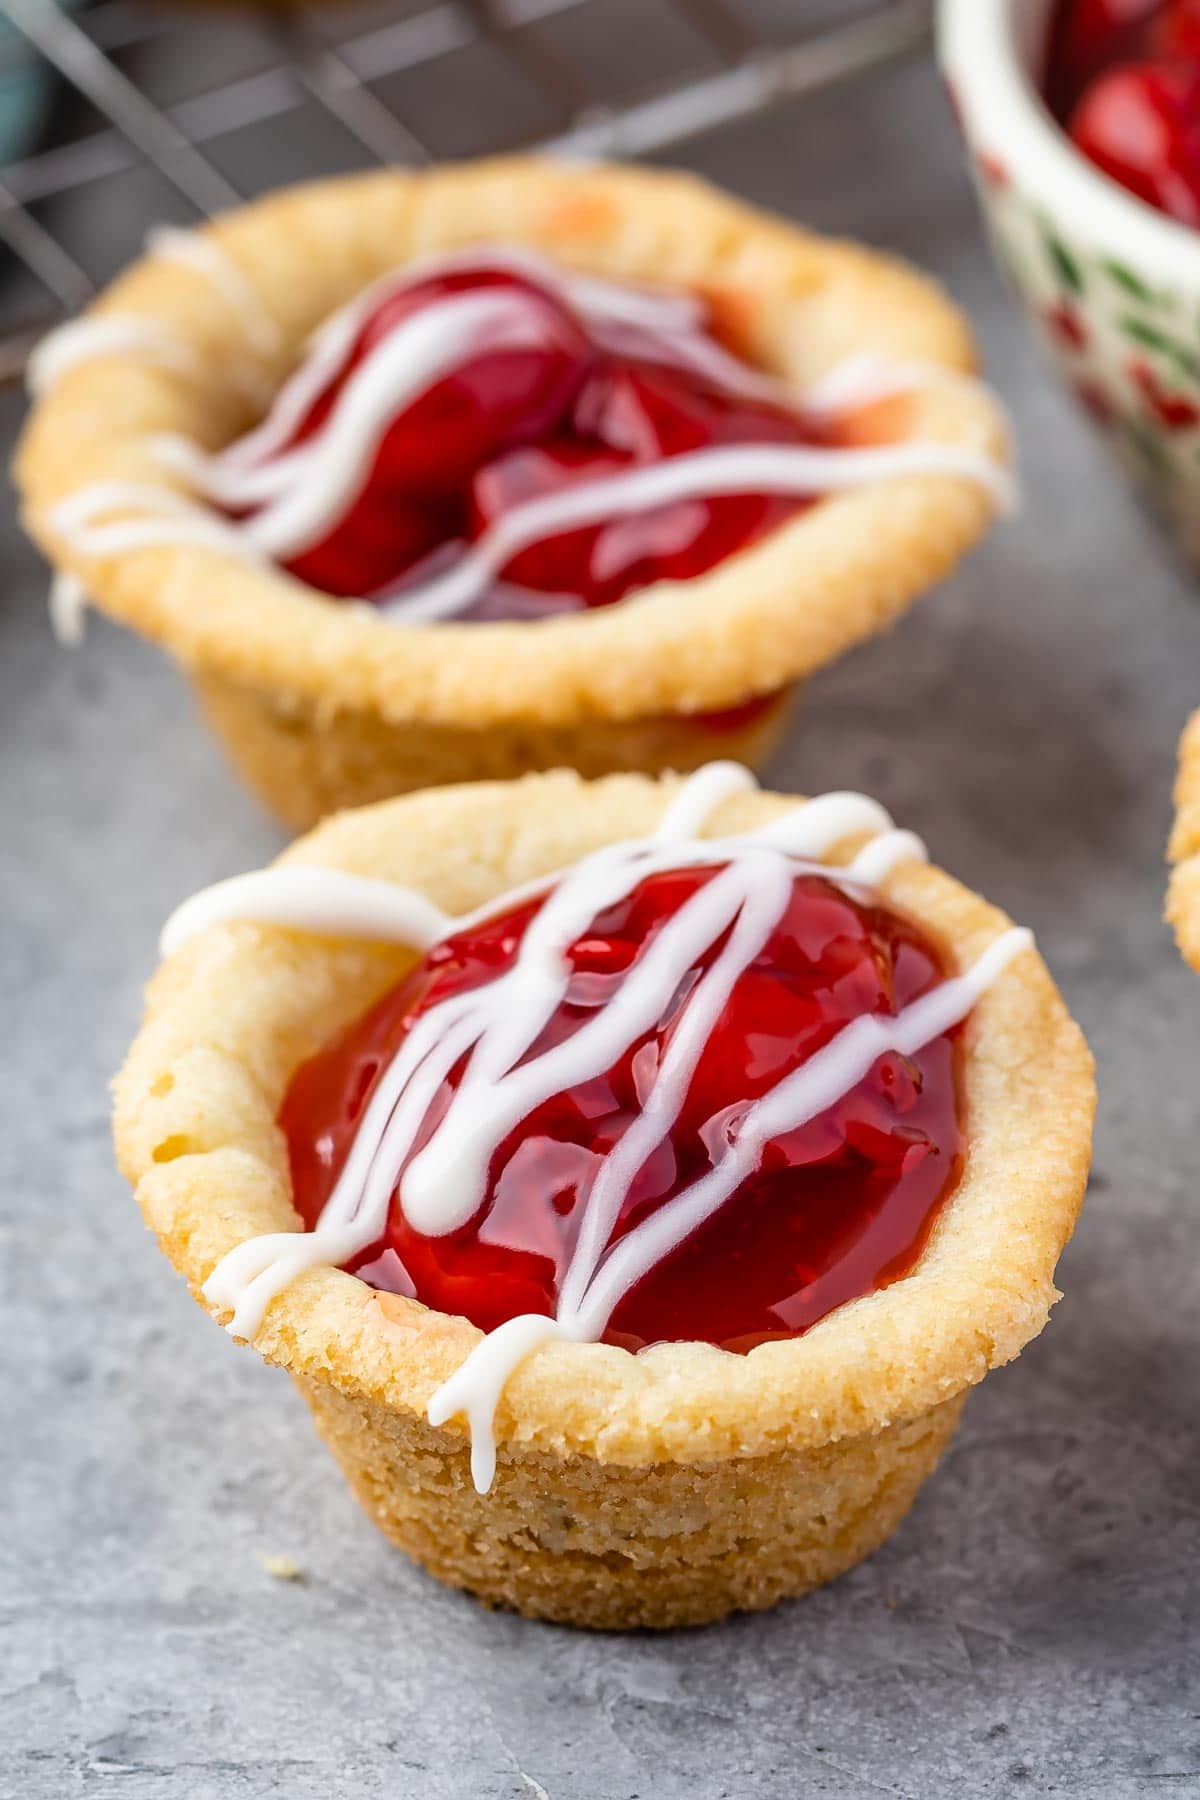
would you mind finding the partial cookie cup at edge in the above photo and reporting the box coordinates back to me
[1168,707,1200,971]
[17,160,1008,825]
[112,770,1094,1629]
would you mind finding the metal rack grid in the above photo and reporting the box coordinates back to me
[0,0,932,379]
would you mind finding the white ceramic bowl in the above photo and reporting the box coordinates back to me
[938,0,1200,565]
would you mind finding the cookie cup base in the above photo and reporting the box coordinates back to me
[296,1374,965,1630]
[193,673,798,831]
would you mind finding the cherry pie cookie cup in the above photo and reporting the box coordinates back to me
[115,766,1093,1630]
[1168,708,1200,967]
[18,159,1010,829]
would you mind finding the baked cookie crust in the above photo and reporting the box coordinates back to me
[114,771,1094,1627]
[1168,707,1200,969]
[17,158,1008,732]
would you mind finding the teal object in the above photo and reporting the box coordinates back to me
[0,7,63,170]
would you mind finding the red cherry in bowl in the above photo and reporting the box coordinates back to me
[1069,60,1200,226]
[1050,0,1165,109]
[1151,0,1200,62]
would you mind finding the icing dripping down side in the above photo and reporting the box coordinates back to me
[168,763,1034,1494]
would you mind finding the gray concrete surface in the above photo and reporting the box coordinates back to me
[3,47,1199,1800]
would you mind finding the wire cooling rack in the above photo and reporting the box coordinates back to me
[0,0,931,380]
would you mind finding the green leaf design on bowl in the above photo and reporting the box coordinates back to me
[1043,230,1084,294]
[1119,318,1200,383]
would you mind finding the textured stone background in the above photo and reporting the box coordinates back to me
[3,33,1199,1800]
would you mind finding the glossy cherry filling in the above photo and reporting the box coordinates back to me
[231,262,840,619]
[282,865,967,1354]
[1047,1,1200,226]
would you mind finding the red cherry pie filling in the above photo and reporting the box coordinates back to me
[1047,1,1200,225]
[282,861,965,1355]
[216,257,850,622]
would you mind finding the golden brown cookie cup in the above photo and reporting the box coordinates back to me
[114,771,1094,1629]
[18,159,1008,827]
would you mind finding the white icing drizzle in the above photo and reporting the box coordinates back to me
[168,762,1032,1493]
[67,430,1014,623]
[160,868,452,958]
[173,288,584,559]
[801,350,999,419]
[27,223,286,422]
[224,243,781,435]
[26,316,205,398]
[41,246,1015,619]
[374,440,1015,624]
[47,482,250,562]
[185,245,669,484]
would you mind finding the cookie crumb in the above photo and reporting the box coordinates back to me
[261,1553,303,1581]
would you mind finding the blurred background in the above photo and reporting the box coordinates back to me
[0,0,929,375]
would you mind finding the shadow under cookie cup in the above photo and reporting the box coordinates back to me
[113,771,1094,1630]
[18,158,1009,828]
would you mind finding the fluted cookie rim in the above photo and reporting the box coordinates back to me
[113,769,1095,1470]
[17,156,1008,730]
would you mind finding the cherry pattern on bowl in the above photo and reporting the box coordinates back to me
[944,9,1200,565]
